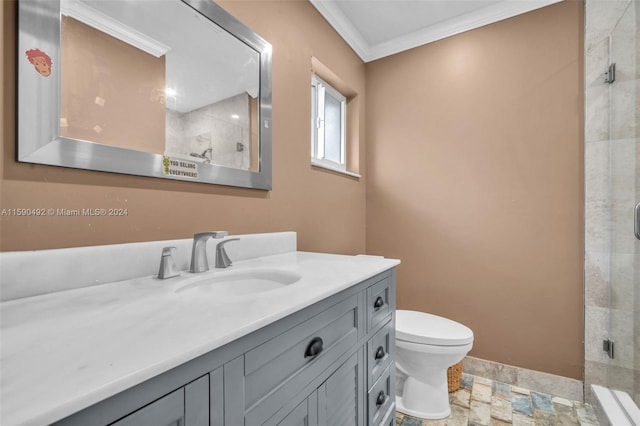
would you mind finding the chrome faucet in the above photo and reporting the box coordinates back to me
[215,238,240,268]
[158,246,179,279]
[190,231,228,273]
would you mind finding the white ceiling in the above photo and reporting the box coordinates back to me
[309,0,563,62]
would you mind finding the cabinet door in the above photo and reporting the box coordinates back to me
[317,350,364,426]
[185,375,209,426]
[261,390,318,426]
[110,375,209,426]
[109,388,184,426]
[277,395,318,426]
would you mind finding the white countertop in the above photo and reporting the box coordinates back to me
[0,251,399,426]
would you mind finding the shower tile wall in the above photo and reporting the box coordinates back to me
[584,0,639,405]
[166,93,251,170]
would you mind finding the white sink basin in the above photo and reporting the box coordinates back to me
[175,269,302,296]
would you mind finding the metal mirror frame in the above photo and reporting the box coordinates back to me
[17,0,272,190]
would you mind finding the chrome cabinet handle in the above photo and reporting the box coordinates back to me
[635,202,640,240]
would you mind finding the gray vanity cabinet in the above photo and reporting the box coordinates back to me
[55,269,396,426]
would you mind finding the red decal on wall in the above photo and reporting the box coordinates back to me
[25,48,52,77]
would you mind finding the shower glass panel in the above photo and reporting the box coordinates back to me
[607,0,639,405]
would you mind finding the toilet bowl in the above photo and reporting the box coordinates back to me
[395,310,474,419]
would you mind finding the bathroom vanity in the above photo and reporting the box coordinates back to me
[0,232,399,426]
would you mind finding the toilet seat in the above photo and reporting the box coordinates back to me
[396,310,473,346]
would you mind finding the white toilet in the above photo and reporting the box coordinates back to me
[395,310,474,419]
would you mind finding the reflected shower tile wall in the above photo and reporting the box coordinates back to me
[166,109,188,156]
[165,93,251,170]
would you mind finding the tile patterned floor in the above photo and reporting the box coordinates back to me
[395,374,599,425]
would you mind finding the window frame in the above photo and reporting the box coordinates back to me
[311,74,347,172]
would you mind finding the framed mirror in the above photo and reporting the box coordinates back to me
[17,0,272,190]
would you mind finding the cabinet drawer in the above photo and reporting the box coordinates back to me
[366,276,392,333]
[244,295,359,414]
[367,319,393,388]
[368,366,393,426]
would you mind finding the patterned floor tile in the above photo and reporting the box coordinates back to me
[468,400,491,425]
[490,396,512,423]
[395,374,598,426]
[420,418,450,426]
[575,406,599,425]
[471,383,493,404]
[489,420,512,426]
[452,388,472,408]
[511,395,534,417]
[449,402,470,425]
[400,415,423,426]
[511,386,531,396]
[474,376,493,386]
[492,381,512,401]
[553,402,580,425]
[552,396,574,408]
[512,413,537,426]
[532,408,557,426]
[530,392,554,413]
[461,373,474,390]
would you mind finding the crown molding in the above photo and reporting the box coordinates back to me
[309,0,370,60]
[60,0,171,58]
[311,0,563,63]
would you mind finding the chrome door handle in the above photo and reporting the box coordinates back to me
[635,202,640,240]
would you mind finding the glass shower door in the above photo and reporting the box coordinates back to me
[606,0,639,405]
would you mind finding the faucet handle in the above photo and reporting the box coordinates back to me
[158,246,179,279]
[194,231,228,240]
[161,246,176,256]
[215,238,240,268]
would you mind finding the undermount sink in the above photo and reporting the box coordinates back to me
[175,269,302,296]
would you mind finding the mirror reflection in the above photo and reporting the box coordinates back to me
[59,0,260,172]
[19,0,272,188]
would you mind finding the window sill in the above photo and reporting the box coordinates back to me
[311,160,361,178]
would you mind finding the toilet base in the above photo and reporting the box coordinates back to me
[396,396,451,420]
[395,374,451,420]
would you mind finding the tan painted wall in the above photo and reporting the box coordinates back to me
[60,16,166,153]
[0,0,367,254]
[365,1,584,379]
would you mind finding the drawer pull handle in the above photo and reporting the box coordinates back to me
[373,296,385,310]
[375,346,386,360]
[376,390,386,407]
[304,337,324,358]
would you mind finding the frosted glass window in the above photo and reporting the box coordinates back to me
[311,74,346,171]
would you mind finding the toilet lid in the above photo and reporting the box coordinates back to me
[396,310,474,346]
